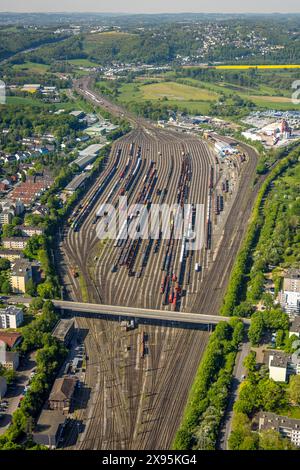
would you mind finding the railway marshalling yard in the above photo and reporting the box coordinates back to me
[57,84,259,450]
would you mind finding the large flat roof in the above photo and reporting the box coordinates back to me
[79,143,105,157]
[65,173,90,192]
[52,319,74,341]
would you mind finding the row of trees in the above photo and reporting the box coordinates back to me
[220,145,300,317]
[173,319,244,450]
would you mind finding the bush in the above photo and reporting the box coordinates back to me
[173,320,244,450]
[221,147,299,317]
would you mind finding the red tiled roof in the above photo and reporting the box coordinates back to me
[0,331,23,349]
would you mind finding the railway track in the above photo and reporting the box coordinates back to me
[61,128,214,312]
[65,316,209,450]
[57,79,259,450]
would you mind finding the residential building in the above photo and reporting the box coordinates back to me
[267,350,300,382]
[0,331,23,349]
[2,237,28,250]
[48,377,77,414]
[268,351,289,382]
[280,269,300,315]
[0,376,7,399]
[33,410,66,449]
[0,209,13,225]
[15,225,44,237]
[0,306,24,329]
[0,182,9,192]
[0,199,24,216]
[283,269,300,291]
[10,259,33,294]
[52,319,75,346]
[0,250,24,262]
[290,317,300,338]
[0,351,19,371]
[32,206,49,217]
[10,177,53,205]
[258,412,300,447]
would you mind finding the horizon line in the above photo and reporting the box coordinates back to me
[1,11,300,15]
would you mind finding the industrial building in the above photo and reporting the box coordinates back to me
[52,319,75,346]
[48,376,77,414]
[71,143,107,169]
[65,172,90,195]
[33,410,66,449]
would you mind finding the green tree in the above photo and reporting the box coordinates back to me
[234,381,260,415]
[0,259,10,271]
[259,429,296,450]
[11,216,22,226]
[229,412,258,450]
[248,315,264,346]
[37,280,56,300]
[243,351,257,374]
[25,279,37,297]
[29,297,44,314]
[288,375,300,405]
[1,280,12,295]
[258,379,287,412]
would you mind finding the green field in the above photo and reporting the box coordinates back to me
[67,58,100,67]
[12,61,49,74]
[83,31,137,54]
[246,95,300,110]
[142,81,217,101]
[6,96,45,106]
[117,80,218,114]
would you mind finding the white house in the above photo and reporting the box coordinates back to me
[280,269,300,315]
[0,306,24,329]
[269,351,288,382]
[268,350,300,382]
[289,317,300,338]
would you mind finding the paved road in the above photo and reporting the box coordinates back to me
[0,352,36,435]
[53,300,251,325]
[7,296,251,325]
[218,338,251,449]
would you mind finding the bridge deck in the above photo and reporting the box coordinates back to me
[53,300,250,325]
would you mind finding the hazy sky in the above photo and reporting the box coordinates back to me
[0,0,299,14]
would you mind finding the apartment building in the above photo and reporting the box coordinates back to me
[0,306,24,329]
[258,412,300,447]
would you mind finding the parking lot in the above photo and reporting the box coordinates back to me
[0,351,36,435]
